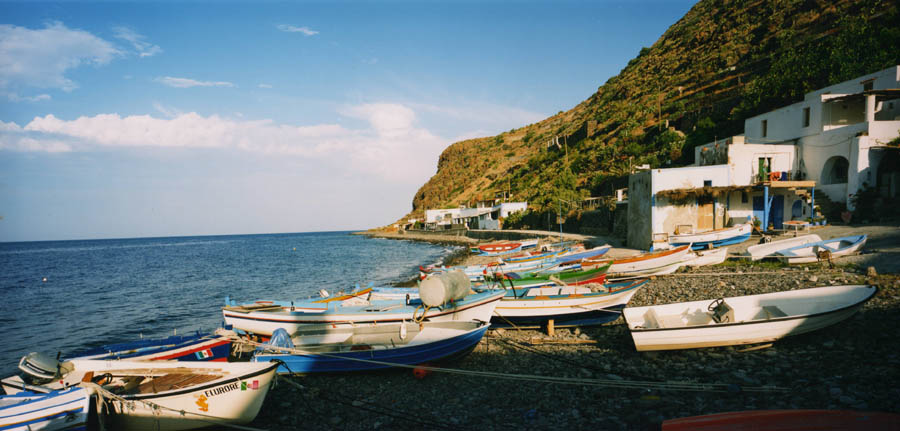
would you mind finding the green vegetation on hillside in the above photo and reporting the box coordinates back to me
[403,0,900,232]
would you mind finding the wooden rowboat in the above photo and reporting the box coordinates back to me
[583,244,692,277]
[774,235,867,264]
[745,234,822,261]
[251,320,489,374]
[668,223,752,250]
[680,247,728,267]
[2,360,279,431]
[623,285,876,351]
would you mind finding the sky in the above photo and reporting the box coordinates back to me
[0,0,696,242]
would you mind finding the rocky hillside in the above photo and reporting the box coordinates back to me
[403,0,899,223]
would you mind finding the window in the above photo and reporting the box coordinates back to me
[703,180,712,187]
[863,80,874,92]
[761,120,768,138]
[741,192,748,203]
[802,107,810,127]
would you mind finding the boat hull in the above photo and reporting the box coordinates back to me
[68,332,231,362]
[669,223,752,250]
[623,285,876,351]
[490,279,648,328]
[0,387,90,431]
[223,290,504,337]
[775,235,867,264]
[662,409,900,431]
[745,234,822,261]
[252,321,489,374]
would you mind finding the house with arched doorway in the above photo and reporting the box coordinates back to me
[627,66,899,250]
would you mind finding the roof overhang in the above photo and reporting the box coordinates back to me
[655,181,817,204]
[824,89,900,104]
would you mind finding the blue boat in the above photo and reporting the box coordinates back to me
[251,320,489,374]
[0,387,91,431]
[66,331,232,362]
[668,223,752,250]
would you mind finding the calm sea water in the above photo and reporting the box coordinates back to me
[0,231,455,376]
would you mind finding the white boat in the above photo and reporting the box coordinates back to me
[680,247,728,267]
[582,244,692,277]
[622,285,876,351]
[488,279,649,328]
[668,223,752,250]
[0,387,91,431]
[745,234,822,261]
[223,276,504,337]
[775,235,867,264]
[2,358,278,431]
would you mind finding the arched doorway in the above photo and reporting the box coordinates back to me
[821,156,849,185]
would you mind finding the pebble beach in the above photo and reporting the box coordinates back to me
[247,223,900,430]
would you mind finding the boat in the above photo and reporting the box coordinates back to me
[250,320,489,374]
[487,279,650,328]
[680,247,729,267]
[2,358,278,431]
[662,409,900,431]
[223,274,505,337]
[554,244,612,265]
[745,234,822,261]
[774,235,867,264]
[67,331,231,362]
[622,285,876,351]
[499,248,567,264]
[582,244,692,278]
[421,258,562,282]
[0,387,91,431]
[470,239,538,256]
[491,261,611,289]
[668,223,752,250]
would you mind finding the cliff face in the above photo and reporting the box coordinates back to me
[405,0,899,221]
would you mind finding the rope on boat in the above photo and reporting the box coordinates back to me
[78,382,269,431]
[228,335,787,393]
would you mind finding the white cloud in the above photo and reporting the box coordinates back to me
[155,76,235,88]
[7,93,51,102]
[276,24,319,36]
[0,22,120,92]
[258,83,273,89]
[112,26,162,58]
[2,103,447,184]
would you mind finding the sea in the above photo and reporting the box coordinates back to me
[0,231,457,377]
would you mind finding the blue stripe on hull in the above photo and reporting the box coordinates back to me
[672,232,751,250]
[260,326,489,374]
[490,305,626,328]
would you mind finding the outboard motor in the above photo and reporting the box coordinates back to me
[18,352,73,384]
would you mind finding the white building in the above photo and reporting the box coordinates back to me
[423,202,528,230]
[627,66,900,250]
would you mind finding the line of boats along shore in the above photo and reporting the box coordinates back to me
[1,223,881,430]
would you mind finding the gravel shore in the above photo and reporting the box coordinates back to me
[245,225,900,430]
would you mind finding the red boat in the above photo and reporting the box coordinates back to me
[662,410,900,431]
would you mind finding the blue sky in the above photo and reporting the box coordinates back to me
[0,0,695,241]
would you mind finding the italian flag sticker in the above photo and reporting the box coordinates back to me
[241,380,259,391]
[195,349,213,360]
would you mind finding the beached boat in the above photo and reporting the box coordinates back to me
[0,387,91,431]
[583,244,692,277]
[500,248,567,264]
[680,247,729,267]
[745,234,822,261]
[223,276,504,337]
[2,359,278,431]
[422,258,562,282]
[554,244,612,265]
[662,409,900,431]
[492,262,611,289]
[668,223,752,250]
[470,239,538,256]
[250,320,489,374]
[774,235,867,264]
[622,285,876,351]
[488,279,650,328]
[67,331,231,362]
